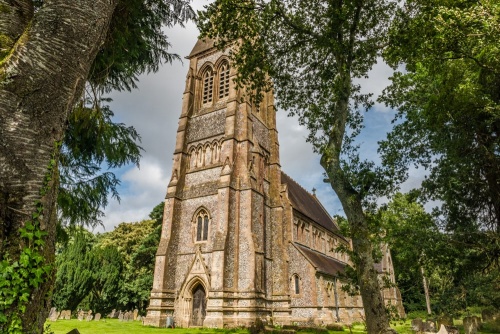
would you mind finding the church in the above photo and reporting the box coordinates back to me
[144,39,404,328]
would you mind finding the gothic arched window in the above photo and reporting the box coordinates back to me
[218,62,230,99]
[195,209,210,242]
[202,69,214,104]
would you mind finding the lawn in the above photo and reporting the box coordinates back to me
[45,319,248,334]
[45,318,500,334]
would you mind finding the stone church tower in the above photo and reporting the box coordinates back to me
[144,39,404,328]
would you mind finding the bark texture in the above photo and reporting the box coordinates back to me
[320,73,393,334]
[0,0,118,332]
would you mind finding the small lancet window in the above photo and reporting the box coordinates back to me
[203,69,214,104]
[196,209,209,241]
[294,275,300,294]
[218,62,230,99]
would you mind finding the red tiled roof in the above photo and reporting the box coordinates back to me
[294,243,346,277]
[281,172,340,233]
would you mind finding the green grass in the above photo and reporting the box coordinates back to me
[45,319,249,334]
[45,318,500,334]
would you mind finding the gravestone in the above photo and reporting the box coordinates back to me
[423,320,436,332]
[108,309,117,318]
[94,313,101,321]
[133,309,138,320]
[48,307,59,321]
[118,312,124,321]
[86,314,93,321]
[63,310,72,320]
[482,309,498,322]
[437,315,454,327]
[77,310,84,321]
[463,317,478,334]
[137,315,142,322]
[66,329,80,334]
[437,324,448,334]
[411,318,423,332]
[471,316,481,329]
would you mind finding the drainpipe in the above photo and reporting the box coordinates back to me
[333,277,340,322]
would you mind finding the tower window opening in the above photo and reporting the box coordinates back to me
[196,209,210,241]
[294,275,300,294]
[219,63,230,99]
[203,69,214,104]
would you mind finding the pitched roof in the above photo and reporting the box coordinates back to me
[294,243,346,277]
[281,172,340,233]
[188,38,215,58]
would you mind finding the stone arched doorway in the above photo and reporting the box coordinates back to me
[191,284,206,326]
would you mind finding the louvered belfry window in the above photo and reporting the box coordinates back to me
[219,62,230,99]
[203,69,214,104]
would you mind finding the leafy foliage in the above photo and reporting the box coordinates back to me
[90,0,195,92]
[380,0,500,269]
[0,155,56,333]
[52,203,164,314]
[58,94,142,228]
[52,232,97,312]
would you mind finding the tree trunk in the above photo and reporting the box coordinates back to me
[0,1,117,332]
[320,81,393,334]
[421,266,432,315]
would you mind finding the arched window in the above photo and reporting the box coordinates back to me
[294,274,300,294]
[195,209,209,241]
[218,62,230,99]
[202,69,214,104]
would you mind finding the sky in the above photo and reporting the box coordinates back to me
[97,0,414,232]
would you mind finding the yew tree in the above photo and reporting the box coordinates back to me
[0,0,193,332]
[198,1,397,333]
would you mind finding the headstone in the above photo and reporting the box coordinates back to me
[86,314,93,321]
[482,309,498,322]
[59,310,68,320]
[48,307,60,321]
[64,310,72,320]
[66,329,80,334]
[133,309,139,320]
[118,312,124,321]
[437,315,454,327]
[463,317,478,334]
[423,320,436,332]
[77,310,84,321]
[411,318,424,332]
[436,324,448,334]
[471,316,481,329]
[108,309,116,318]
[94,313,101,321]
[137,315,142,321]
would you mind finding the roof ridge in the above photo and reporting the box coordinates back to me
[281,171,314,196]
